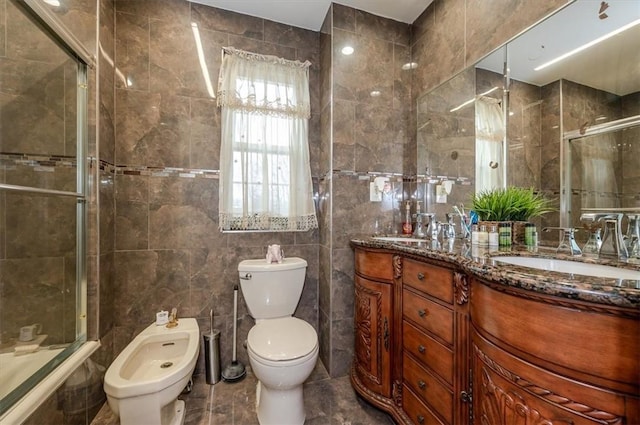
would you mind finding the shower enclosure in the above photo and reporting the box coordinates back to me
[0,0,91,417]
[562,115,640,245]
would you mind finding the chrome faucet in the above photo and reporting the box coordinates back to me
[625,214,640,259]
[543,227,582,256]
[598,214,628,260]
[412,213,429,238]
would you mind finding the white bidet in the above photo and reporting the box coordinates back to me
[104,318,199,425]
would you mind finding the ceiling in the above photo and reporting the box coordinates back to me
[188,0,432,31]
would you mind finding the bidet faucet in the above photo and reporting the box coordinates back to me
[543,227,582,256]
[166,307,178,328]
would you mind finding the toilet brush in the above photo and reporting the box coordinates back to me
[221,284,246,382]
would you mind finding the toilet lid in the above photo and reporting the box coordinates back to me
[248,317,317,361]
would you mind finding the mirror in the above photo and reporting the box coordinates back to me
[416,0,640,236]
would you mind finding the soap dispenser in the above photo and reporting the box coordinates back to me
[402,201,412,235]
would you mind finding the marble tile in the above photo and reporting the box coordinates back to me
[115,0,191,26]
[332,100,355,171]
[190,97,220,169]
[355,9,410,46]
[98,252,115,339]
[148,176,220,250]
[332,3,355,32]
[465,0,567,66]
[5,0,67,64]
[0,60,66,155]
[191,3,263,41]
[0,0,5,58]
[149,18,226,98]
[329,318,354,378]
[264,20,318,50]
[1,257,66,344]
[331,248,355,321]
[354,103,404,173]
[115,89,190,167]
[113,249,191,327]
[333,29,394,106]
[115,11,149,91]
[99,170,115,254]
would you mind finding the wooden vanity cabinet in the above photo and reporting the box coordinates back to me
[352,248,397,410]
[401,258,470,425]
[352,245,639,425]
[352,248,471,425]
[471,277,640,425]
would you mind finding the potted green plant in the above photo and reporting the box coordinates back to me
[471,187,554,243]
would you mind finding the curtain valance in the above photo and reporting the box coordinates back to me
[217,47,311,119]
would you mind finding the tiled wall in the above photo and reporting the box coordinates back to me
[318,3,412,377]
[110,0,320,372]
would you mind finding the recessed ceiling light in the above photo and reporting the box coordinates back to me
[370,90,381,97]
[401,62,418,70]
[43,0,61,6]
[341,46,354,55]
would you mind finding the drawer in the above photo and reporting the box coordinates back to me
[403,352,453,424]
[403,289,453,345]
[403,320,453,385]
[355,249,394,281]
[402,384,447,425]
[403,259,453,304]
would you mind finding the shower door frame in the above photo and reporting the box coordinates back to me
[560,114,640,227]
[0,0,95,417]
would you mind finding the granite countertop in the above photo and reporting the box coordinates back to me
[351,236,640,309]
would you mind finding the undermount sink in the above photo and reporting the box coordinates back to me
[493,256,640,280]
[373,236,426,243]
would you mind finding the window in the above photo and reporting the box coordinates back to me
[217,47,317,231]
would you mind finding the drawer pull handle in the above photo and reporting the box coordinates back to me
[418,345,426,354]
[418,309,426,317]
[417,414,425,424]
[417,272,425,280]
[418,380,427,390]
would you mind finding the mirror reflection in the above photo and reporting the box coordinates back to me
[416,0,640,245]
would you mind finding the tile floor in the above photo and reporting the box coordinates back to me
[92,362,394,425]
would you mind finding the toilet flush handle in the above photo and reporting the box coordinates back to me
[240,273,252,280]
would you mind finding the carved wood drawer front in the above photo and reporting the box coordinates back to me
[473,331,628,425]
[403,320,453,385]
[355,248,394,281]
[403,352,453,424]
[403,259,453,304]
[403,289,453,346]
[402,384,447,425]
[472,280,640,394]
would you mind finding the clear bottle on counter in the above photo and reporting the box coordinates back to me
[488,224,499,248]
[471,224,479,245]
[477,224,489,246]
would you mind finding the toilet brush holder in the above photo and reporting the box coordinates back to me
[203,330,221,385]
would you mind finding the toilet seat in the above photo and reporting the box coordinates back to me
[248,317,317,364]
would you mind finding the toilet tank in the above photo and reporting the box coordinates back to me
[238,257,307,319]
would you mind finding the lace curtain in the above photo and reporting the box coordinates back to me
[475,97,505,193]
[217,47,318,231]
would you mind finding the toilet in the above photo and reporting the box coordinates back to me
[103,318,200,425]
[238,257,319,425]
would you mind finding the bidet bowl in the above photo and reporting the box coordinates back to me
[104,318,200,400]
